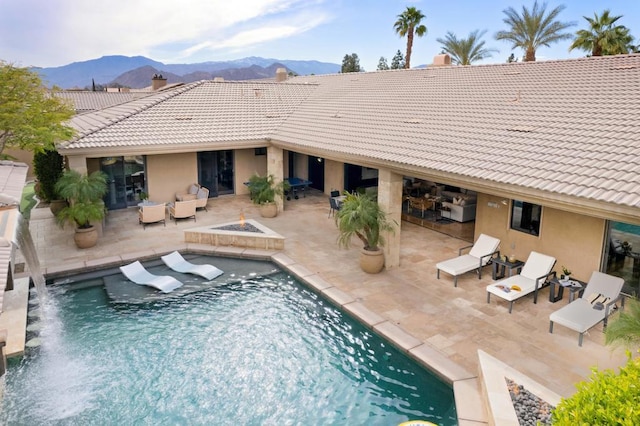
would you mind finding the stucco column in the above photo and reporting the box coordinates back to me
[266,146,285,211]
[377,168,402,268]
[66,155,88,174]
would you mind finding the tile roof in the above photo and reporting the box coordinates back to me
[60,81,317,151]
[56,91,156,113]
[278,55,640,210]
[58,54,640,215]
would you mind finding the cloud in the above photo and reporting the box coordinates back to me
[0,0,332,67]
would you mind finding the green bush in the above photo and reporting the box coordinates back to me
[552,353,640,425]
[33,148,64,202]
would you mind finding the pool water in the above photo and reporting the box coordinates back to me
[1,261,457,425]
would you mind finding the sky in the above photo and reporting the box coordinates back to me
[2,0,639,72]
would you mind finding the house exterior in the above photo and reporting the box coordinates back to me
[57,54,640,286]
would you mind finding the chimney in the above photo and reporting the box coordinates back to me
[432,54,452,67]
[151,73,167,90]
[275,67,287,82]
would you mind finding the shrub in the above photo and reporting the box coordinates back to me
[552,352,640,425]
[33,148,64,202]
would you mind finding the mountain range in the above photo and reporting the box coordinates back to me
[33,55,341,89]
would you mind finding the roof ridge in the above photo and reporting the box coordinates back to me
[61,81,207,145]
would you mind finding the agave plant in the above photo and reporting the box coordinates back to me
[55,170,108,229]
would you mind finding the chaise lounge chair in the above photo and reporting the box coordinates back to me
[120,260,183,293]
[549,271,624,346]
[161,251,224,281]
[436,233,501,287]
[486,251,556,313]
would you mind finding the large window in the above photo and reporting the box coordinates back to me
[100,156,146,210]
[510,200,541,236]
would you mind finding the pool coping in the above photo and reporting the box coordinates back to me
[29,244,487,425]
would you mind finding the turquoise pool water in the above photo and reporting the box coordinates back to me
[0,257,457,425]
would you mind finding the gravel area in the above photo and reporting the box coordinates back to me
[506,378,554,425]
[213,223,263,233]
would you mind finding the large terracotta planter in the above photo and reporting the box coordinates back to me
[259,202,278,218]
[360,247,385,274]
[74,226,98,249]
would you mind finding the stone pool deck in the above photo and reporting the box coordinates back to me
[11,190,629,424]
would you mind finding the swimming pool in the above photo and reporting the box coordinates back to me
[1,255,457,425]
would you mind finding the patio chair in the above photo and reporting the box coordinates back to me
[549,271,624,346]
[169,199,197,223]
[436,234,501,287]
[138,203,166,229]
[120,260,183,293]
[195,186,209,211]
[161,251,224,280]
[486,251,556,313]
[328,196,342,218]
[176,183,200,202]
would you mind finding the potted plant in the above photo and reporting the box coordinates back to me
[55,170,108,249]
[335,192,396,273]
[561,265,572,280]
[247,173,290,218]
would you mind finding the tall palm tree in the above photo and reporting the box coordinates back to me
[570,10,634,56]
[495,1,574,62]
[393,7,427,69]
[605,299,640,349]
[436,30,499,65]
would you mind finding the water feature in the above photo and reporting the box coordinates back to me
[1,256,457,424]
[15,213,48,302]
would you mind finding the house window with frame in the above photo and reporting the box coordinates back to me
[510,200,542,236]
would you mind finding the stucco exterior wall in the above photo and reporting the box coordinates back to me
[147,153,197,203]
[475,193,606,281]
[324,159,345,195]
[234,149,267,195]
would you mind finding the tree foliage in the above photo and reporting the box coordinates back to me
[341,53,362,73]
[570,9,635,56]
[0,62,75,156]
[377,57,389,71]
[391,50,405,69]
[552,353,640,425]
[495,1,575,62]
[436,30,498,65]
[393,6,427,69]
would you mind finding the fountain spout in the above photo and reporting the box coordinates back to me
[15,212,48,301]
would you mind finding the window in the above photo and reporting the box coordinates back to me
[510,200,542,236]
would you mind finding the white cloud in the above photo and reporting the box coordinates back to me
[0,0,331,66]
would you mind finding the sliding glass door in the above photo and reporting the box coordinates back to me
[100,156,146,210]
[197,150,234,197]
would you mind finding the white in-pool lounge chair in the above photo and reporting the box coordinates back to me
[161,251,224,281]
[486,251,556,313]
[549,271,624,346]
[436,233,501,287]
[120,261,183,293]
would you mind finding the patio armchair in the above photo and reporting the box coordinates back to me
[436,234,501,287]
[138,203,166,229]
[194,186,209,211]
[549,271,624,346]
[486,251,556,313]
[169,199,197,224]
[176,183,200,202]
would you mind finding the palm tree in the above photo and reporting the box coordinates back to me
[436,30,499,65]
[393,6,427,69]
[570,10,634,56]
[495,1,574,62]
[605,299,640,350]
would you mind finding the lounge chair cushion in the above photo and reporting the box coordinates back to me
[550,271,624,334]
[436,234,500,277]
[486,251,556,303]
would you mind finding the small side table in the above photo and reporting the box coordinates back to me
[548,277,586,303]
[492,258,525,280]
